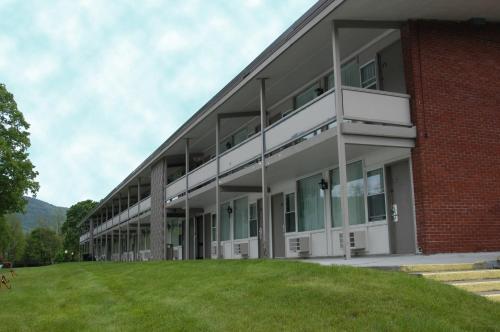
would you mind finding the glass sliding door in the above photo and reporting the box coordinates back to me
[220,203,231,241]
[285,193,296,232]
[168,218,184,246]
[233,197,249,240]
[326,60,361,90]
[367,168,386,221]
[249,203,257,237]
[330,161,366,227]
[211,214,217,242]
[297,173,325,232]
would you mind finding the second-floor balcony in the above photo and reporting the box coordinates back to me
[165,86,412,203]
[83,195,152,239]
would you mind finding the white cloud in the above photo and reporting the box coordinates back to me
[22,54,60,83]
[0,0,316,206]
[244,0,263,8]
[156,30,190,53]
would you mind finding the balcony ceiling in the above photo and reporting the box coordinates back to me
[333,0,500,22]
[183,25,390,154]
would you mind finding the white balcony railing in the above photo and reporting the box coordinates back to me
[265,90,335,152]
[342,87,411,126]
[219,134,262,173]
[84,195,152,239]
[140,196,151,212]
[166,176,186,200]
[188,158,217,189]
[79,232,89,242]
[163,88,411,203]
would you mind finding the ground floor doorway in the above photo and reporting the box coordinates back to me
[386,159,416,254]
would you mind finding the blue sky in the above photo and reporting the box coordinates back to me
[0,0,316,207]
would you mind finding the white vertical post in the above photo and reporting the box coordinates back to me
[185,138,190,260]
[137,178,141,261]
[163,158,168,260]
[259,78,269,258]
[215,117,221,259]
[111,229,114,261]
[105,231,108,261]
[202,215,206,259]
[118,196,122,261]
[100,211,104,260]
[118,226,122,262]
[127,188,130,261]
[331,21,351,259]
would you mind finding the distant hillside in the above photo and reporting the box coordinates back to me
[5,197,67,233]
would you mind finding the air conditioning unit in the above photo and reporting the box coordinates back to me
[289,236,310,255]
[339,231,366,251]
[220,244,225,259]
[234,242,249,258]
[173,247,182,260]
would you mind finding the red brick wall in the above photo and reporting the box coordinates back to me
[401,20,500,254]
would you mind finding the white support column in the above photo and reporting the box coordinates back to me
[184,138,190,260]
[90,218,94,260]
[100,211,104,260]
[127,188,130,261]
[111,230,114,261]
[215,117,221,259]
[98,234,101,261]
[118,226,122,262]
[259,78,269,258]
[137,178,141,261]
[105,207,109,260]
[111,200,115,261]
[163,158,168,260]
[118,196,122,262]
[331,21,351,259]
[105,230,108,261]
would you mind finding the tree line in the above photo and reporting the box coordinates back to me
[1,83,97,267]
[0,200,97,266]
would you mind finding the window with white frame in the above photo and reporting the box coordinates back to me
[219,127,249,153]
[294,82,321,110]
[168,218,183,246]
[297,173,325,232]
[249,203,257,237]
[326,60,361,90]
[285,193,296,232]
[220,202,231,241]
[330,161,366,227]
[211,214,216,242]
[367,168,386,222]
[233,197,249,240]
[360,60,377,89]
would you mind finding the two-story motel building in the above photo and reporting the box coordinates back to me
[79,0,500,262]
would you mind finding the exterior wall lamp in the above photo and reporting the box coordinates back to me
[227,205,233,215]
[319,178,328,190]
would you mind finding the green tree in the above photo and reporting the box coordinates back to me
[2,214,26,263]
[62,200,97,261]
[24,227,61,266]
[0,216,9,260]
[0,83,39,216]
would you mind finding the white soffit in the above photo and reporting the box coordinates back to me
[334,0,500,22]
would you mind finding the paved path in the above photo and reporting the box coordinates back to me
[301,252,500,268]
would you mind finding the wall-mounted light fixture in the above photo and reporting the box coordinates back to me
[227,205,233,215]
[319,178,328,190]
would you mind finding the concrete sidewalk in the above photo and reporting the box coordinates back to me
[301,252,500,269]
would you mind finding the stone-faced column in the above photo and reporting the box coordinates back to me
[150,158,166,260]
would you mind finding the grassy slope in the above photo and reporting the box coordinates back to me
[0,260,499,331]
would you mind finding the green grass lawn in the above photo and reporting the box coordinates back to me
[0,260,499,331]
